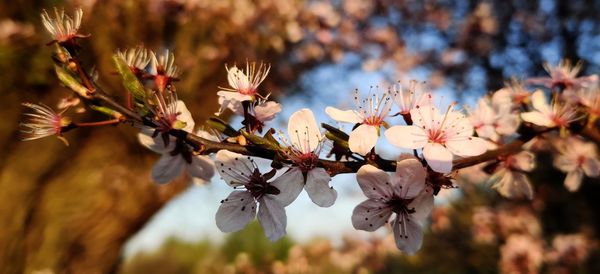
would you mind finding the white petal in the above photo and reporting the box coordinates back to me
[393,158,427,199]
[475,125,498,141]
[305,168,337,207]
[196,129,220,142]
[521,111,554,127]
[348,124,378,155]
[531,90,551,114]
[270,168,304,207]
[351,199,393,231]
[356,164,393,199]
[151,154,185,184]
[226,66,250,90]
[564,170,583,192]
[137,127,174,153]
[445,137,487,157]
[175,100,195,132]
[393,214,424,255]
[254,101,281,122]
[258,195,287,241]
[408,190,434,221]
[554,155,577,173]
[582,158,600,177]
[495,114,520,135]
[215,191,256,233]
[512,151,536,172]
[423,143,453,173]
[325,106,362,124]
[288,108,322,153]
[384,125,428,149]
[491,170,534,199]
[215,150,255,186]
[187,155,216,182]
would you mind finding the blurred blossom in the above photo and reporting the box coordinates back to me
[0,19,34,43]
[499,234,544,274]
[492,81,531,111]
[496,205,541,237]
[553,137,600,192]
[471,206,497,244]
[521,90,581,128]
[431,206,451,232]
[343,0,374,21]
[528,60,599,91]
[578,87,600,120]
[20,102,71,145]
[309,1,340,27]
[489,151,536,200]
[467,96,520,142]
[40,8,86,45]
[546,233,594,267]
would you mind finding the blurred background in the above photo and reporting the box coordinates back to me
[1,0,600,273]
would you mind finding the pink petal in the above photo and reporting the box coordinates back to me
[151,154,185,184]
[215,150,255,187]
[423,143,453,173]
[384,125,428,149]
[187,155,216,182]
[255,101,281,122]
[393,158,427,199]
[521,111,554,127]
[582,158,600,177]
[351,199,393,231]
[408,189,434,221]
[445,137,487,157]
[270,167,304,207]
[392,214,424,255]
[348,124,378,155]
[215,191,256,233]
[564,170,583,192]
[305,168,337,207]
[491,170,534,199]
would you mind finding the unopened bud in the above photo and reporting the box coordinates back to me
[237,135,247,146]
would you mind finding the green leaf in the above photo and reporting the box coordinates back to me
[207,117,238,137]
[54,65,90,98]
[112,54,146,101]
[241,130,280,150]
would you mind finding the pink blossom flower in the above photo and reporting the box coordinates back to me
[325,88,397,155]
[279,109,337,207]
[492,82,531,111]
[499,234,544,274]
[385,95,487,173]
[20,102,71,145]
[520,90,580,128]
[527,60,598,91]
[489,151,536,199]
[215,150,303,241]
[352,159,434,254]
[467,97,520,141]
[553,137,600,192]
[547,234,593,266]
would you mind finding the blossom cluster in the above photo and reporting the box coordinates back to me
[21,8,600,256]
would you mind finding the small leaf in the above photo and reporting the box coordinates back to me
[55,65,91,98]
[207,117,238,137]
[241,130,280,150]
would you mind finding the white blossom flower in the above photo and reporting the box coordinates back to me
[40,8,86,44]
[20,102,71,144]
[467,97,520,141]
[279,108,337,207]
[547,234,592,265]
[149,49,179,92]
[137,101,215,184]
[492,82,531,112]
[527,60,598,91]
[217,61,270,115]
[578,87,600,119]
[553,137,600,192]
[385,95,487,173]
[489,151,536,199]
[520,90,580,128]
[117,47,151,73]
[236,99,281,133]
[352,159,434,254]
[215,150,303,241]
[325,88,397,155]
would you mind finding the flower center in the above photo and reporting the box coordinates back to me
[296,152,318,172]
[427,128,446,144]
[363,116,384,126]
[246,169,280,199]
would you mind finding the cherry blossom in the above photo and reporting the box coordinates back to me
[467,97,520,141]
[393,80,424,116]
[499,234,544,274]
[20,102,71,144]
[325,87,397,155]
[491,82,531,112]
[235,99,281,133]
[217,61,270,115]
[577,87,600,120]
[352,159,434,254]
[215,150,303,241]
[40,8,86,45]
[385,96,487,173]
[116,47,151,74]
[279,108,337,207]
[489,151,536,199]
[527,59,599,91]
[520,90,580,128]
[149,49,180,92]
[553,137,600,192]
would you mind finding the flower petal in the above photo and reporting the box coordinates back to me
[187,155,216,182]
[288,108,322,153]
[325,106,362,124]
[530,90,551,114]
[356,164,393,200]
[564,170,583,192]
[215,150,255,186]
[258,195,287,241]
[151,154,185,184]
[393,158,427,199]
[491,170,534,199]
[137,127,173,153]
[384,125,428,149]
[408,189,435,222]
[305,168,337,207]
[270,168,304,207]
[175,100,195,132]
[255,101,281,122]
[393,214,424,255]
[521,111,554,127]
[348,124,378,155]
[351,199,393,231]
[423,143,453,173]
[445,137,487,157]
[512,151,536,172]
[215,191,256,233]
[582,158,600,177]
